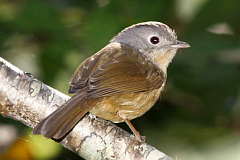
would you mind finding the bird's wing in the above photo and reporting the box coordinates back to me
[68,52,101,93]
[70,43,166,97]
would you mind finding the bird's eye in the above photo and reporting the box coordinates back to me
[150,36,159,44]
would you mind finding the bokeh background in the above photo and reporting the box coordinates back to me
[0,0,240,159]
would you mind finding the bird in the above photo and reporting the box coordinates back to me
[33,21,190,141]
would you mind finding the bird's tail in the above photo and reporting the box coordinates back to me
[33,93,97,139]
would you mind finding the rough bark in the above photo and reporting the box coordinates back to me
[0,57,173,160]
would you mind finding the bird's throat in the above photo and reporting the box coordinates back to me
[153,49,177,73]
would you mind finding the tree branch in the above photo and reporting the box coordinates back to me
[0,57,173,160]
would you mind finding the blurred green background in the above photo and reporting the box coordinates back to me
[0,0,240,159]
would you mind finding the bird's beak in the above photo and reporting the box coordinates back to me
[171,41,190,49]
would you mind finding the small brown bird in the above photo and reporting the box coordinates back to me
[33,21,190,141]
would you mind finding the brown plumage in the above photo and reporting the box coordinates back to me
[33,22,190,141]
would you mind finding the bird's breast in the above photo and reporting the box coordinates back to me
[90,88,163,123]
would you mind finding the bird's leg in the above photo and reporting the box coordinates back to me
[118,111,144,142]
[124,119,143,142]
